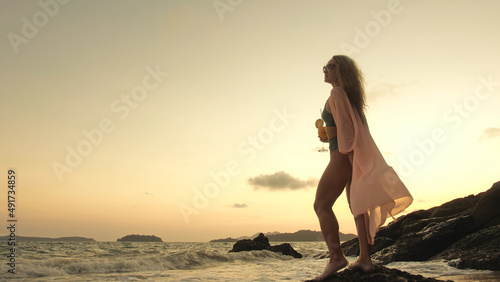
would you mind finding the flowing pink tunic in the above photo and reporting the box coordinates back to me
[328,87,413,245]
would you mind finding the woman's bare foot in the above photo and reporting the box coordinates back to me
[313,257,348,281]
[347,259,374,273]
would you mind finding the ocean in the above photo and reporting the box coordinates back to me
[1,241,498,281]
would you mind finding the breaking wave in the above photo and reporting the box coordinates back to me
[3,248,293,278]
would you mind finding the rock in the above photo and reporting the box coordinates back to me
[433,225,500,270]
[372,215,476,263]
[253,232,270,247]
[305,264,451,282]
[428,194,478,218]
[229,232,271,252]
[472,182,500,228]
[340,238,359,257]
[340,181,500,271]
[268,243,303,258]
[229,233,302,258]
[341,236,394,257]
[370,236,394,253]
[229,239,268,252]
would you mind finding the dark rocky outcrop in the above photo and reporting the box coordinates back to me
[230,240,268,252]
[305,265,451,282]
[341,181,500,271]
[253,232,270,246]
[268,243,303,258]
[229,233,302,258]
[433,224,500,270]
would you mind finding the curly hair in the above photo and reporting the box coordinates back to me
[332,55,367,124]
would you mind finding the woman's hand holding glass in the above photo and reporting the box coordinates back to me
[316,119,328,142]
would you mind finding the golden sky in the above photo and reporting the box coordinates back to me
[1,0,499,242]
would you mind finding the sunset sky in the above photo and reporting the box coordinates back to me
[1,0,499,242]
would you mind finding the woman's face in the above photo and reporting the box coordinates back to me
[323,59,337,85]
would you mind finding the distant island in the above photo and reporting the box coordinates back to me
[210,230,356,242]
[117,234,163,242]
[0,236,95,242]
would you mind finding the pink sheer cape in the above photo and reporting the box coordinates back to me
[328,87,413,245]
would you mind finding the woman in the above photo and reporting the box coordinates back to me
[313,55,413,281]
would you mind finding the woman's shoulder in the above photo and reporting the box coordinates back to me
[330,87,347,98]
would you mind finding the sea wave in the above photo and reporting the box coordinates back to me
[1,249,294,278]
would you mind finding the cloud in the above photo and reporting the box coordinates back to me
[248,171,318,191]
[367,82,397,101]
[366,80,418,101]
[480,127,500,140]
[231,203,248,208]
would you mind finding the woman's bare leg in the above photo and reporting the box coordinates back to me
[346,180,374,272]
[313,150,352,280]
[351,213,374,271]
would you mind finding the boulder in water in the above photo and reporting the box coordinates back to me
[229,233,302,258]
[268,243,303,258]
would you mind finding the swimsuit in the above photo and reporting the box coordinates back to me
[321,100,338,152]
